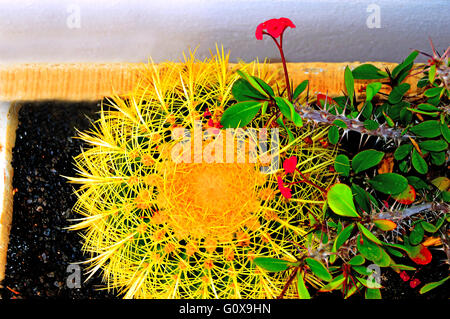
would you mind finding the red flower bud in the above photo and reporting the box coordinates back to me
[399,271,410,282]
[409,278,421,288]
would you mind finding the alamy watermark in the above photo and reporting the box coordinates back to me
[366,4,381,29]
[66,264,81,289]
[66,4,81,29]
[171,121,280,173]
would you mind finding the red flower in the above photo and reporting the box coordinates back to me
[283,156,297,174]
[255,18,296,40]
[277,176,292,199]
[409,278,421,289]
[399,271,410,282]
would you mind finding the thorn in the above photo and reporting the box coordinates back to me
[362,134,370,147]
[358,134,364,149]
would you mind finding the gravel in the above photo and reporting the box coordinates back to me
[0,102,116,299]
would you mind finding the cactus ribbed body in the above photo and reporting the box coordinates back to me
[69,50,337,298]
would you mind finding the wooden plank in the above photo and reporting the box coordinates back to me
[0,62,421,101]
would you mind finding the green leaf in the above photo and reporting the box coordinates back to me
[440,121,450,143]
[364,119,379,131]
[361,101,373,119]
[407,176,429,190]
[327,183,360,218]
[236,70,270,98]
[352,149,384,174]
[352,265,374,276]
[366,82,382,101]
[411,149,428,174]
[351,183,378,213]
[357,276,383,289]
[430,151,446,166]
[357,223,382,245]
[275,97,303,127]
[409,222,424,245]
[328,125,339,144]
[305,258,332,282]
[374,246,392,267]
[390,264,416,271]
[392,51,418,79]
[421,221,437,233]
[220,101,263,128]
[253,77,275,97]
[373,219,397,231]
[382,111,395,127]
[297,272,311,299]
[424,87,444,98]
[417,103,440,112]
[388,83,410,104]
[394,144,412,160]
[410,121,441,138]
[400,108,413,124]
[332,223,355,264]
[293,80,309,100]
[334,154,350,177]
[365,288,382,299]
[419,139,448,152]
[352,64,388,80]
[333,119,347,129]
[344,66,355,108]
[261,101,268,116]
[319,275,345,292]
[428,64,436,84]
[385,247,404,258]
[348,255,365,266]
[252,257,291,272]
[232,78,268,102]
[276,117,295,144]
[368,173,408,195]
[419,276,450,294]
[357,234,382,262]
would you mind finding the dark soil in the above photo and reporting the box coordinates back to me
[0,102,116,299]
[0,101,448,299]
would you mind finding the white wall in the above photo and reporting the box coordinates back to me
[0,0,449,64]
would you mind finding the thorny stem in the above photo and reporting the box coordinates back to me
[277,266,299,299]
[377,202,449,221]
[293,102,414,142]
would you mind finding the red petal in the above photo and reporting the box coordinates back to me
[255,23,265,40]
[280,187,292,199]
[279,17,296,29]
[283,156,298,174]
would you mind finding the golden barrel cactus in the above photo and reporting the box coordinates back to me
[69,49,337,298]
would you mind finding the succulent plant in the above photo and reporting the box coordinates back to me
[68,49,337,298]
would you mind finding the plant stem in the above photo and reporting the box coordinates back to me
[277,266,299,299]
[263,31,293,102]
